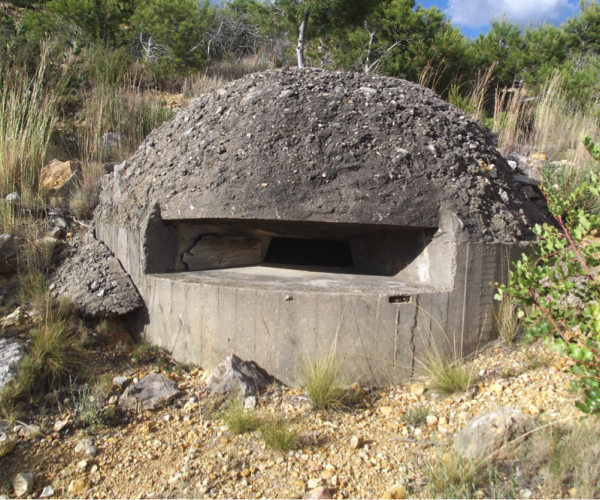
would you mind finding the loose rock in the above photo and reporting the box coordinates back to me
[206,353,279,397]
[13,472,34,497]
[454,408,534,460]
[74,438,99,458]
[0,338,25,389]
[119,373,183,411]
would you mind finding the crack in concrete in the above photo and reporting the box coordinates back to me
[409,298,419,378]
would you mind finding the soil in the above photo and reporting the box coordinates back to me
[96,68,548,243]
[0,330,584,500]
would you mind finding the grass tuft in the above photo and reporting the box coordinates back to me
[421,352,474,395]
[300,352,345,410]
[495,297,521,346]
[259,417,298,451]
[222,396,260,435]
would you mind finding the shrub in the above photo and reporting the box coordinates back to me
[300,352,345,410]
[496,135,600,414]
[259,417,298,451]
[402,404,429,426]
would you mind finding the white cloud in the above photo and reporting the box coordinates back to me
[446,0,577,28]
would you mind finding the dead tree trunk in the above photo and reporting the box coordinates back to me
[296,8,309,68]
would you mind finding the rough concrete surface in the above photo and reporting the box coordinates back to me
[87,69,552,385]
[96,68,546,243]
[51,231,142,317]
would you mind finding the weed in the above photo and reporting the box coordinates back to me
[402,404,429,426]
[425,451,478,498]
[300,352,345,410]
[259,417,298,451]
[222,396,260,435]
[96,373,113,397]
[72,381,107,432]
[421,351,474,395]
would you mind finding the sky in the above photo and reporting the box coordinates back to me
[421,0,580,38]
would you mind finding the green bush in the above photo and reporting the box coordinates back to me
[496,135,600,414]
[300,353,345,410]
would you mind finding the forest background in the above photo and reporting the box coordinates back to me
[2,0,600,202]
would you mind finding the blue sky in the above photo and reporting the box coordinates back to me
[420,0,580,38]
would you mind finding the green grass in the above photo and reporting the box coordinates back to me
[222,397,260,435]
[300,352,345,410]
[259,417,298,451]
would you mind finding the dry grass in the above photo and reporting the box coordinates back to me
[0,44,71,197]
[300,352,345,410]
[493,73,600,167]
[495,297,521,346]
[182,56,274,98]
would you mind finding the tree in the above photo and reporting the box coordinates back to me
[564,0,600,55]
[241,0,377,68]
[129,0,215,73]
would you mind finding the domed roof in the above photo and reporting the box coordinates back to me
[97,68,546,243]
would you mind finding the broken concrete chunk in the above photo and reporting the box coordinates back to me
[119,373,183,411]
[51,231,142,317]
[206,354,279,397]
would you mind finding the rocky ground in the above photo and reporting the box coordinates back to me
[0,324,585,499]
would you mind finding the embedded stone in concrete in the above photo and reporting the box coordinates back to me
[119,373,183,410]
[206,354,279,397]
[51,231,142,317]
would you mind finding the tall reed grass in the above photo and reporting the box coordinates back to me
[0,45,71,198]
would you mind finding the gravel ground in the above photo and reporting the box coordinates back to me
[0,338,582,499]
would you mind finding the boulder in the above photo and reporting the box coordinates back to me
[454,408,534,461]
[39,159,81,195]
[206,353,279,397]
[0,338,25,389]
[119,373,183,411]
[0,234,17,275]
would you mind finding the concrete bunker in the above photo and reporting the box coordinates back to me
[94,68,548,385]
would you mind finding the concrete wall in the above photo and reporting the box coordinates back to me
[95,218,521,386]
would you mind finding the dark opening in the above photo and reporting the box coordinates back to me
[389,295,411,304]
[264,237,354,268]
